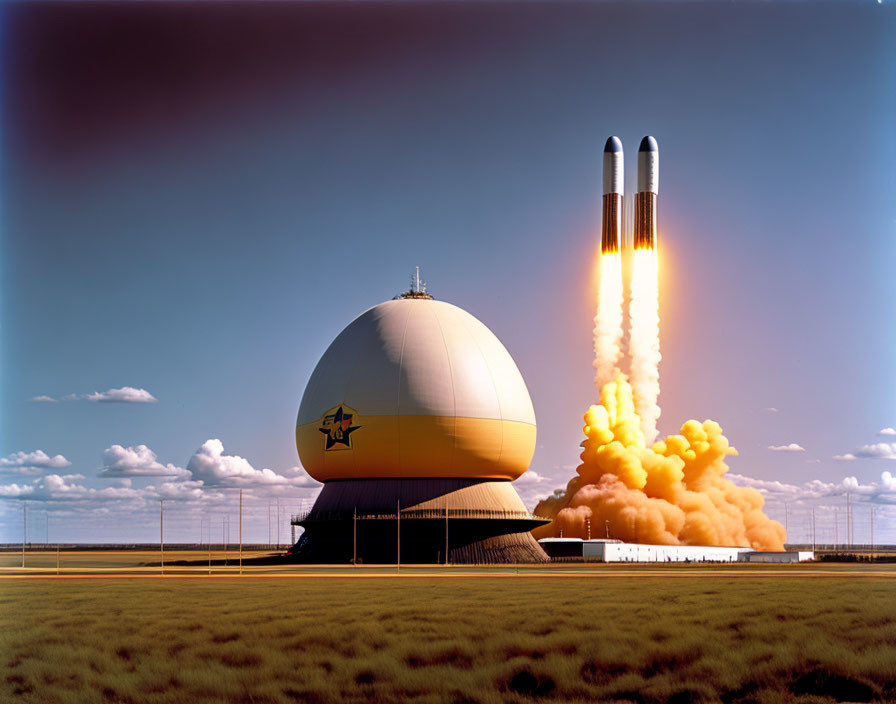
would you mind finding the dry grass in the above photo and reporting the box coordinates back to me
[0,550,273,571]
[1,575,895,703]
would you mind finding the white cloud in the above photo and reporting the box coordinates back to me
[845,442,896,461]
[99,445,190,479]
[86,387,157,403]
[768,443,805,452]
[856,443,896,459]
[186,439,319,487]
[144,479,209,502]
[0,473,138,502]
[514,469,549,485]
[729,471,896,505]
[883,471,895,490]
[0,473,200,504]
[763,407,779,413]
[514,470,563,510]
[729,474,804,494]
[37,387,159,403]
[834,438,896,461]
[278,466,323,487]
[0,450,72,474]
[878,428,896,436]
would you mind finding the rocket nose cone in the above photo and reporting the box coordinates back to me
[639,136,658,152]
[604,136,623,153]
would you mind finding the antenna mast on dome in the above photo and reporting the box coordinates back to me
[396,266,434,300]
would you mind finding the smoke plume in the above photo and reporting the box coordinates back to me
[593,253,624,388]
[629,249,661,442]
[533,376,786,551]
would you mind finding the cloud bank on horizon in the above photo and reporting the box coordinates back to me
[2,433,895,543]
[729,471,896,506]
[0,441,320,509]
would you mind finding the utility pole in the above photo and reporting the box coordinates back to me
[22,502,26,568]
[353,507,357,566]
[268,501,271,549]
[847,492,852,546]
[277,499,280,549]
[585,517,591,541]
[784,502,789,540]
[396,499,401,572]
[605,520,610,539]
[871,507,875,550]
[160,500,164,576]
[811,506,816,552]
[239,489,243,575]
[445,505,449,565]
[834,507,839,546]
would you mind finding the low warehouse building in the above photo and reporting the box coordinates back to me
[538,538,814,563]
[740,551,815,563]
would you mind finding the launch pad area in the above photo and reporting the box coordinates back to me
[2,547,895,577]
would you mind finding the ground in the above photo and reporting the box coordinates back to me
[1,557,895,703]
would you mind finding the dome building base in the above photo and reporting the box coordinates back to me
[289,478,549,564]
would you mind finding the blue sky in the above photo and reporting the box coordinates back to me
[2,1,895,544]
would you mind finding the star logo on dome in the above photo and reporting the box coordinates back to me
[319,404,361,450]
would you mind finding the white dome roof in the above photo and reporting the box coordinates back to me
[297,298,536,426]
[296,297,536,481]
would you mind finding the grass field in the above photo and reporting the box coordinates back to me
[0,550,274,573]
[2,572,895,703]
[4,549,896,576]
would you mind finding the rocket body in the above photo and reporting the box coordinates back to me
[634,136,658,250]
[601,137,623,255]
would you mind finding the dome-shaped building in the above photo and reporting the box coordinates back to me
[291,280,548,563]
[296,297,536,480]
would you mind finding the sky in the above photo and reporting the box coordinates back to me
[2,0,895,544]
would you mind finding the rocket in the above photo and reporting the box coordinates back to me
[634,136,658,250]
[601,136,623,254]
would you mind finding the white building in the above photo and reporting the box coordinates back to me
[538,538,814,563]
[740,550,815,563]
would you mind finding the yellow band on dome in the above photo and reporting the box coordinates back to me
[297,415,536,482]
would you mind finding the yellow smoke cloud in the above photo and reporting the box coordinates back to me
[533,375,786,551]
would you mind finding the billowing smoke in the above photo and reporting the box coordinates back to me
[629,249,661,442]
[593,253,624,388]
[534,376,786,550]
